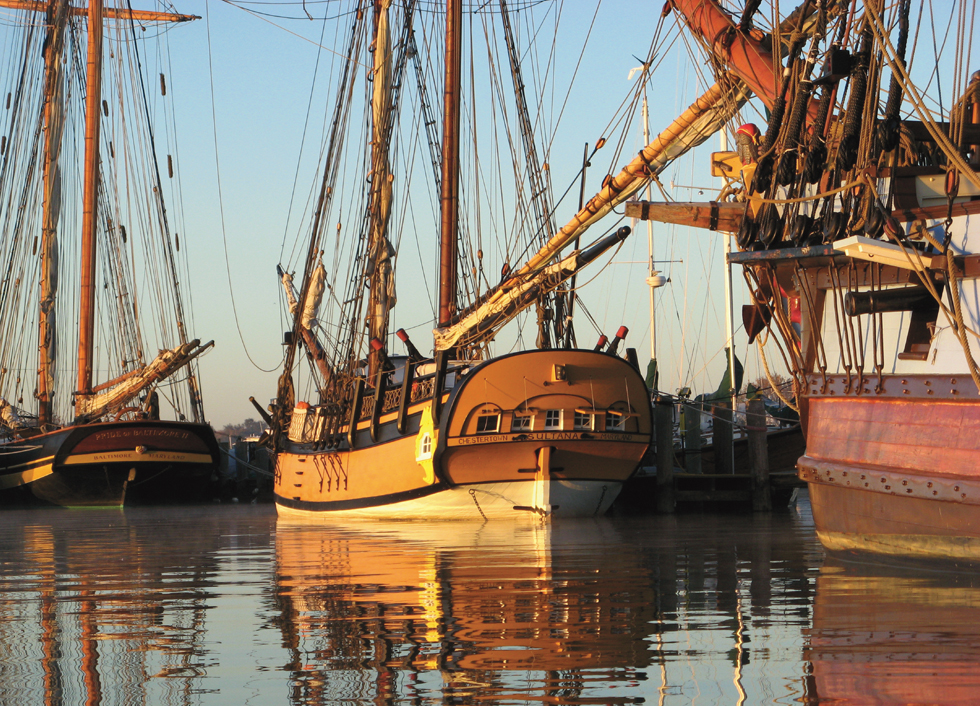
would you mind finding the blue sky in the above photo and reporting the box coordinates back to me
[156,0,768,428]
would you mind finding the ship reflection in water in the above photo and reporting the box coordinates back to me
[807,559,980,705]
[1,502,980,704]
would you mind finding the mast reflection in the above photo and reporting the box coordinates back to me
[0,507,264,705]
[272,519,656,704]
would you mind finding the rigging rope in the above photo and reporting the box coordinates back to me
[205,3,283,374]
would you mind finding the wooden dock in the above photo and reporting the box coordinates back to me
[615,398,806,513]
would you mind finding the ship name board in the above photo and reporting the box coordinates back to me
[92,429,191,441]
[453,431,635,445]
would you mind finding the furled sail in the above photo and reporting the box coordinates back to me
[74,340,213,422]
[434,78,748,351]
[303,263,327,330]
[281,263,327,330]
[366,0,397,377]
[434,227,632,351]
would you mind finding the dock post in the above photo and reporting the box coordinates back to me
[655,396,675,513]
[713,399,734,475]
[747,398,771,511]
[682,400,702,474]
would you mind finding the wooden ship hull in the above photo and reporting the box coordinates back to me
[799,375,980,561]
[0,420,219,507]
[620,0,980,560]
[275,350,651,519]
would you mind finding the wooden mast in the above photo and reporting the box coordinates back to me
[367,0,394,378]
[0,1,197,423]
[0,2,198,22]
[76,0,103,395]
[438,0,461,327]
[38,0,68,426]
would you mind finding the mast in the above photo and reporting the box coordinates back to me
[722,128,736,419]
[38,0,69,426]
[367,0,395,378]
[76,0,103,395]
[642,95,656,380]
[438,0,462,327]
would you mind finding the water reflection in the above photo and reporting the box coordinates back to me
[0,501,976,704]
[0,506,273,705]
[807,559,980,705]
[273,519,655,704]
[271,511,824,705]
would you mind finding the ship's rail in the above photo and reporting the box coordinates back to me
[288,363,471,445]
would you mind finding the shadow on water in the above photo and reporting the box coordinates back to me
[0,498,976,704]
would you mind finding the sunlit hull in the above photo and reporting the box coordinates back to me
[735,204,980,562]
[0,420,219,507]
[800,393,980,561]
[274,350,651,519]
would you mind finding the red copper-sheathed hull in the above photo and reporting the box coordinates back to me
[798,389,980,560]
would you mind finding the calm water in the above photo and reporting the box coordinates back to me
[0,497,978,705]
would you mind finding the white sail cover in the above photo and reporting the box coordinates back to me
[433,251,581,351]
[75,340,210,420]
[281,262,327,330]
[303,263,327,329]
[281,270,300,316]
[0,398,22,429]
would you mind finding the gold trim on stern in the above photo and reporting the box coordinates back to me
[448,431,643,446]
[0,462,54,490]
[63,451,213,465]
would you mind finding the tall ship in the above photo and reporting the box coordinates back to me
[264,0,668,519]
[0,2,218,506]
[627,0,980,559]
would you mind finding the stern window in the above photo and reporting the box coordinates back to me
[606,411,626,431]
[475,414,500,434]
[544,410,562,430]
[416,433,432,461]
[574,411,593,430]
[512,414,532,431]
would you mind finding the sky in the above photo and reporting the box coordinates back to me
[147,0,777,429]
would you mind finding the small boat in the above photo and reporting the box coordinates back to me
[628,0,980,559]
[0,2,218,506]
[264,0,660,519]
